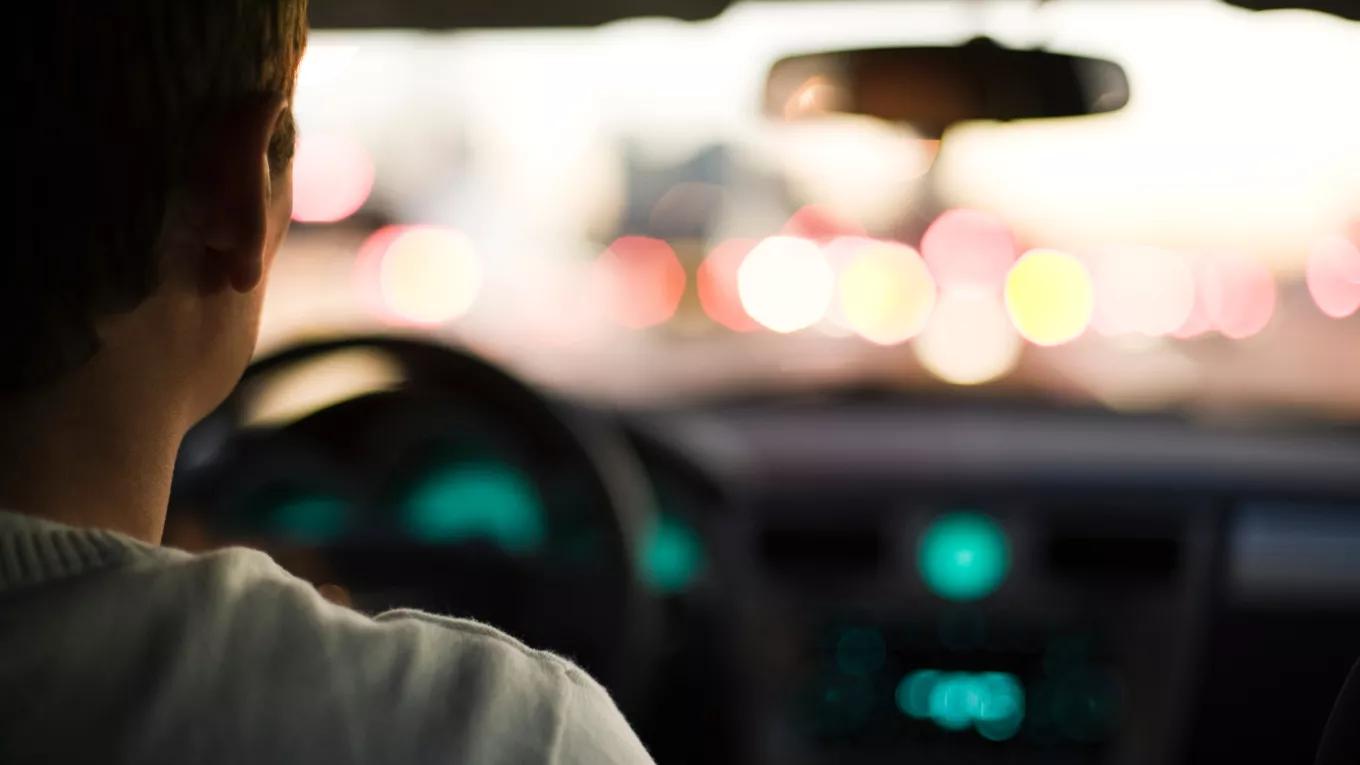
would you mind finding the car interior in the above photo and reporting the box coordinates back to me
[161,1,1359,763]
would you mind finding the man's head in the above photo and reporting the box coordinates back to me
[8,0,308,420]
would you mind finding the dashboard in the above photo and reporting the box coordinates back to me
[622,396,1360,764]
[169,374,1360,765]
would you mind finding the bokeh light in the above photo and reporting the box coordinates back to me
[782,204,867,242]
[1200,254,1276,339]
[897,670,941,719]
[914,291,1023,385]
[918,512,1010,601]
[402,461,545,553]
[358,225,482,327]
[1306,236,1360,319]
[268,492,351,544]
[973,673,1026,741]
[295,43,359,96]
[896,670,1025,740]
[697,239,760,332]
[920,209,1018,293]
[1088,247,1196,336]
[291,133,376,224]
[639,513,706,593]
[777,115,932,231]
[1005,249,1094,346]
[838,241,937,345]
[930,673,980,731]
[738,236,835,333]
[1172,299,1213,340]
[596,236,687,329]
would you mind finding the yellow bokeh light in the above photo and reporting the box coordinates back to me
[1004,249,1094,346]
[738,236,835,333]
[378,226,482,326]
[914,291,1022,386]
[839,242,937,345]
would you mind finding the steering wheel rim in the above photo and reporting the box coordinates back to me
[175,334,661,705]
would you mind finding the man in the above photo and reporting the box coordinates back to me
[0,3,654,763]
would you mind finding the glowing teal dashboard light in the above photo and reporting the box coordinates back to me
[269,493,351,544]
[896,669,1025,740]
[403,461,545,553]
[918,512,1010,601]
[974,672,1025,741]
[639,513,705,592]
[896,669,941,719]
[930,672,983,730]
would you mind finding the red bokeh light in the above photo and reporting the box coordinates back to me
[596,236,687,329]
[1172,299,1213,340]
[1307,236,1360,319]
[781,205,867,243]
[1200,254,1276,340]
[919,209,1017,293]
[354,225,408,314]
[698,239,760,332]
[291,134,376,224]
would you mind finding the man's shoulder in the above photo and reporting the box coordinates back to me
[149,546,648,763]
[168,547,652,763]
[0,516,652,764]
[129,545,582,705]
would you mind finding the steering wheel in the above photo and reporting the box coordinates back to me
[171,335,661,706]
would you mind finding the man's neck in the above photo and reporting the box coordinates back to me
[0,350,189,545]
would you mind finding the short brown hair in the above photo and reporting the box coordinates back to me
[7,0,308,391]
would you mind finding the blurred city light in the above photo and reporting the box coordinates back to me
[1200,254,1277,339]
[1307,236,1360,319]
[596,236,687,329]
[295,42,360,96]
[697,239,760,332]
[782,204,867,242]
[777,115,933,231]
[1088,247,1195,337]
[738,236,835,333]
[920,209,1018,293]
[1005,249,1094,346]
[358,225,482,326]
[839,241,936,345]
[1172,299,1213,340]
[914,291,1022,385]
[290,133,376,224]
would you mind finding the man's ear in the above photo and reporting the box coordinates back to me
[189,94,288,294]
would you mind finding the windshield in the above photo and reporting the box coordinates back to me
[263,0,1360,418]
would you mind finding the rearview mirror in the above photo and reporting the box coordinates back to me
[765,38,1130,137]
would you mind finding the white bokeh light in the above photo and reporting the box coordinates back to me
[737,236,835,333]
